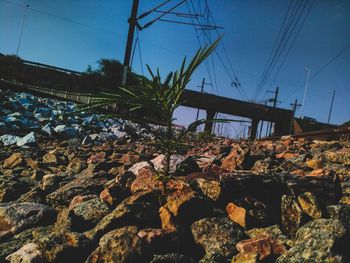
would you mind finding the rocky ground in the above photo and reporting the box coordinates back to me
[0,89,350,263]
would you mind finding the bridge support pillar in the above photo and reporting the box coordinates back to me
[204,110,216,134]
[249,118,259,140]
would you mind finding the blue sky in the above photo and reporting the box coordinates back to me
[1,0,349,137]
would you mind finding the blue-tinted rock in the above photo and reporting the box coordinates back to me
[16,132,36,147]
[0,134,20,146]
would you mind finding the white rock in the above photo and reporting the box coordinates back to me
[41,123,52,136]
[128,161,150,176]
[16,132,36,147]
[6,243,44,263]
[151,154,185,173]
[0,134,20,146]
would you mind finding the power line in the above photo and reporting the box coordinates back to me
[283,42,350,101]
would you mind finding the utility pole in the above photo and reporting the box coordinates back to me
[327,90,335,124]
[16,4,30,57]
[290,99,301,134]
[122,0,140,85]
[300,67,311,119]
[267,86,280,136]
[195,77,211,122]
[258,101,267,138]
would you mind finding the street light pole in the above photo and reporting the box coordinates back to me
[300,67,311,119]
[16,4,30,57]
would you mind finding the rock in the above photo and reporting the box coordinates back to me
[128,161,150,176]
[42,152,57,165]
[69,197,110,231]
[138,228,179,254]
[54,125,78,138]
[227,202,247,228]
[0,134,20,146]
[231,252,258,263]
[327,205,350,230]
[323,149,350,165]
[85,191,159,241]
[18,187,47,204]
[191,217,246,260]
[150,253,194,263]
[33,229,91,263]
[276,219,349,262]
[151,154,185,174]
[17,132,36,147]
[3,153,24,169]
[66,158,87,174]
[297,192,322,219]
[0,176,30,202]
[174,156,201,176]
[235,234,287,261]
[281,195,307,238]
[306,159,322,169]
[41,123,52,136]
[5,243,44,263]
[99,182,129,207]
[159,206,178,231]
[46,177,108,206]
[131,167,163,194]
[246,225,291,247]
[68,194,97,210]
[0,202,57,239]
[166,186,213,224]
[86,226,151,263]
[195,178,222,202]
[40,174,63,192]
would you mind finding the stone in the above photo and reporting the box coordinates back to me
[150,253,194,263]
[246,225,291,247]
[235,234,287,261]
[324,149,350,165]
[174,156,201,176]
[46,177,108,206]
[281,195,307,238]
[276,219,349,262]
[66,158,87,174]
[195,178,222,202]
[306,159,322,169]
[0,176,30,202]
[99,182,129,207]
[3,153,24,169]
[131,167,163,194]
[42,152,58,165]
[85,192,159,241]
[5,243,44,263]
[69,197,110,231]
[0,134,20,146]
[166,186,213,224]
[227,202,247,228]
[33,229,91,263]
[151,154,185,174]
[138,228,178,254]
[327,205,350,230]
[191,217,246,260]
[16,132,36,147]
[297,192,322,219]
[86,226,151,263]
[128,161,150,176]
[0,202,57,239]
[68,194,98,210]
[41,123,52,136]
[159,206,178,231]
[231,252,258,263]
[54,125,78,138]
[40,174,63,192]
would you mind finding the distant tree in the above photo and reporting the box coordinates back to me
[342,120,350,126]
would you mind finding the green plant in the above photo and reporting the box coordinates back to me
[80,36,228,180]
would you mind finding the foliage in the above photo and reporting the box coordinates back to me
[81,36,229,180]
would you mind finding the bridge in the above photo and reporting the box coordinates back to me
[0,58,294,139]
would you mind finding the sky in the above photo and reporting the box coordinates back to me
[0,0,349,137]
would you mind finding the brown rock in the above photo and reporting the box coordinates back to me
[130,167,163,194]
[281,195,306,238]
[275,152,299,160]
[3,153,23,169]
[297,192,322,219]
[231,252,258,263]
[69,194,98,210]
[67,158,86,174]
[236,234,287,261]
[43,152,58,165]
[159,206,177,231]
[221,149,239,171]
[227,202,247,228]
[306,169,330,177]
[87,152,106,164]
[305,159,322,169]
[195,178,222,202]
[25,158,38,169]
